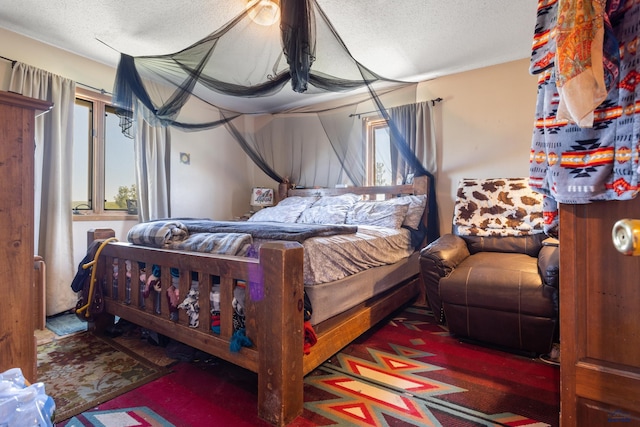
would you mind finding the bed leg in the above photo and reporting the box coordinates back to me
[86,228,118,334]
[415,270,428,307]
[89,312,116,335]
[256,242,304,426]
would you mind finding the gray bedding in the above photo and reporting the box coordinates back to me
[171,219,358,243]
[127,219,412,285]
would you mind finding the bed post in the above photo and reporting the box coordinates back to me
[277,180,290,204]
[255,241,305,426]
[412,175,428,196]
[87,228,117,247]
[412,176,430,306]
[86,229,118,332]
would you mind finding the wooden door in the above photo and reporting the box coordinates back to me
[560,197,640,426]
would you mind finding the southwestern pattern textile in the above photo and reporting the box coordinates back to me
[58,306,560,427]
[529,0,640,234]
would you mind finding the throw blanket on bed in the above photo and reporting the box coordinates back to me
[167,232,252,256]
[172,219,357,243]
[127,221,189,247]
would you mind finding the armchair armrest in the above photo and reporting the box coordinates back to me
[419,234,470,323]
[420,233,471,272]
[538,243,559,288]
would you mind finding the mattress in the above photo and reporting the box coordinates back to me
[256,225,414,285]
[305,252,420,326]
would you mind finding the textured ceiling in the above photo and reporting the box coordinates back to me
[0,1,538,108]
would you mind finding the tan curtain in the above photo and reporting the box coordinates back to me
[389,101,437,183]
[10,62,77,316]
[134,102,171,222]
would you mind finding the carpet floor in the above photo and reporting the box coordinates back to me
[45,312,87,336]
[37,332,171,423]
[55,306,560,426]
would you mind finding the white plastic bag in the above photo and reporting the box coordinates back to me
[0,368,55,427]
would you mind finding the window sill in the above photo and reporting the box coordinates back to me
[72,213,139,222]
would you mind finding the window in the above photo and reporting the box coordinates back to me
[72,88,137,217]
[365,118,393,186]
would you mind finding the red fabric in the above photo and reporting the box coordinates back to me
[303,321,317,355]
[211,314,220,327]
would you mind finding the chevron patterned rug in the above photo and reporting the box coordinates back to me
[57,306,560,426]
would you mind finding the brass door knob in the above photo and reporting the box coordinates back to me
[612,219,640,256]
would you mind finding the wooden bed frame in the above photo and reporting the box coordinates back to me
[85,176,429,426]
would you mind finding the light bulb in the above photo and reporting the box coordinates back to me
[247,0,281,26]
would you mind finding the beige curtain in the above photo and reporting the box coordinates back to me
[134,103,171,222]
[10,62,77,316]
[389,101,437,183]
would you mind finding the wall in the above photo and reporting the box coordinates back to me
[416,59,538,236]
[249,59,540,237]
[1,27,538,261]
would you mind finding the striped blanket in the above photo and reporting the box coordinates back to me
[167,232,252,256]
[127,220,188,247]
[180,219,357,243]
[128,219,358,249]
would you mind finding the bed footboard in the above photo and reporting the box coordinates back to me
[85,226,420,425]
[86,229,304,426]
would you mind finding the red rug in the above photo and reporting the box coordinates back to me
[60,306,559,426]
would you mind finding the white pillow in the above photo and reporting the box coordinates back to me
[297,193,361,225]
[248,196,316,223]
[346,199,410,229]
[276,196,318,207]
[391,195,427,229]
[297,205,350,224]
[311,193,361,208]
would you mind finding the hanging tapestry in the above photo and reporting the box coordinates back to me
[529,0,639,235]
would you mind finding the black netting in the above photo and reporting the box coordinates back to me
[112,0,439,241]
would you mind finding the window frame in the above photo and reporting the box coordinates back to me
[364,117,391,187]
[72,87,137,221]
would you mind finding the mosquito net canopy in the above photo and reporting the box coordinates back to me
[112,0,439,241]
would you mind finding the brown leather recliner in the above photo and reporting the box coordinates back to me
[420,178,559,355]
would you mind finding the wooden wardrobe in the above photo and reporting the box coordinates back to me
[560,197,640,426]
[0,91,52,382]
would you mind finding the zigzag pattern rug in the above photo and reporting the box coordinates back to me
[302,306,559,426]
[60,306,559,426]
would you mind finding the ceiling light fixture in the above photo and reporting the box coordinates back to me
[246,0,281,26]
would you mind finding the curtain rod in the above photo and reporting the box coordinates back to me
[0,55,16,65]
[349,97,443,118]
[0,54,112,95]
